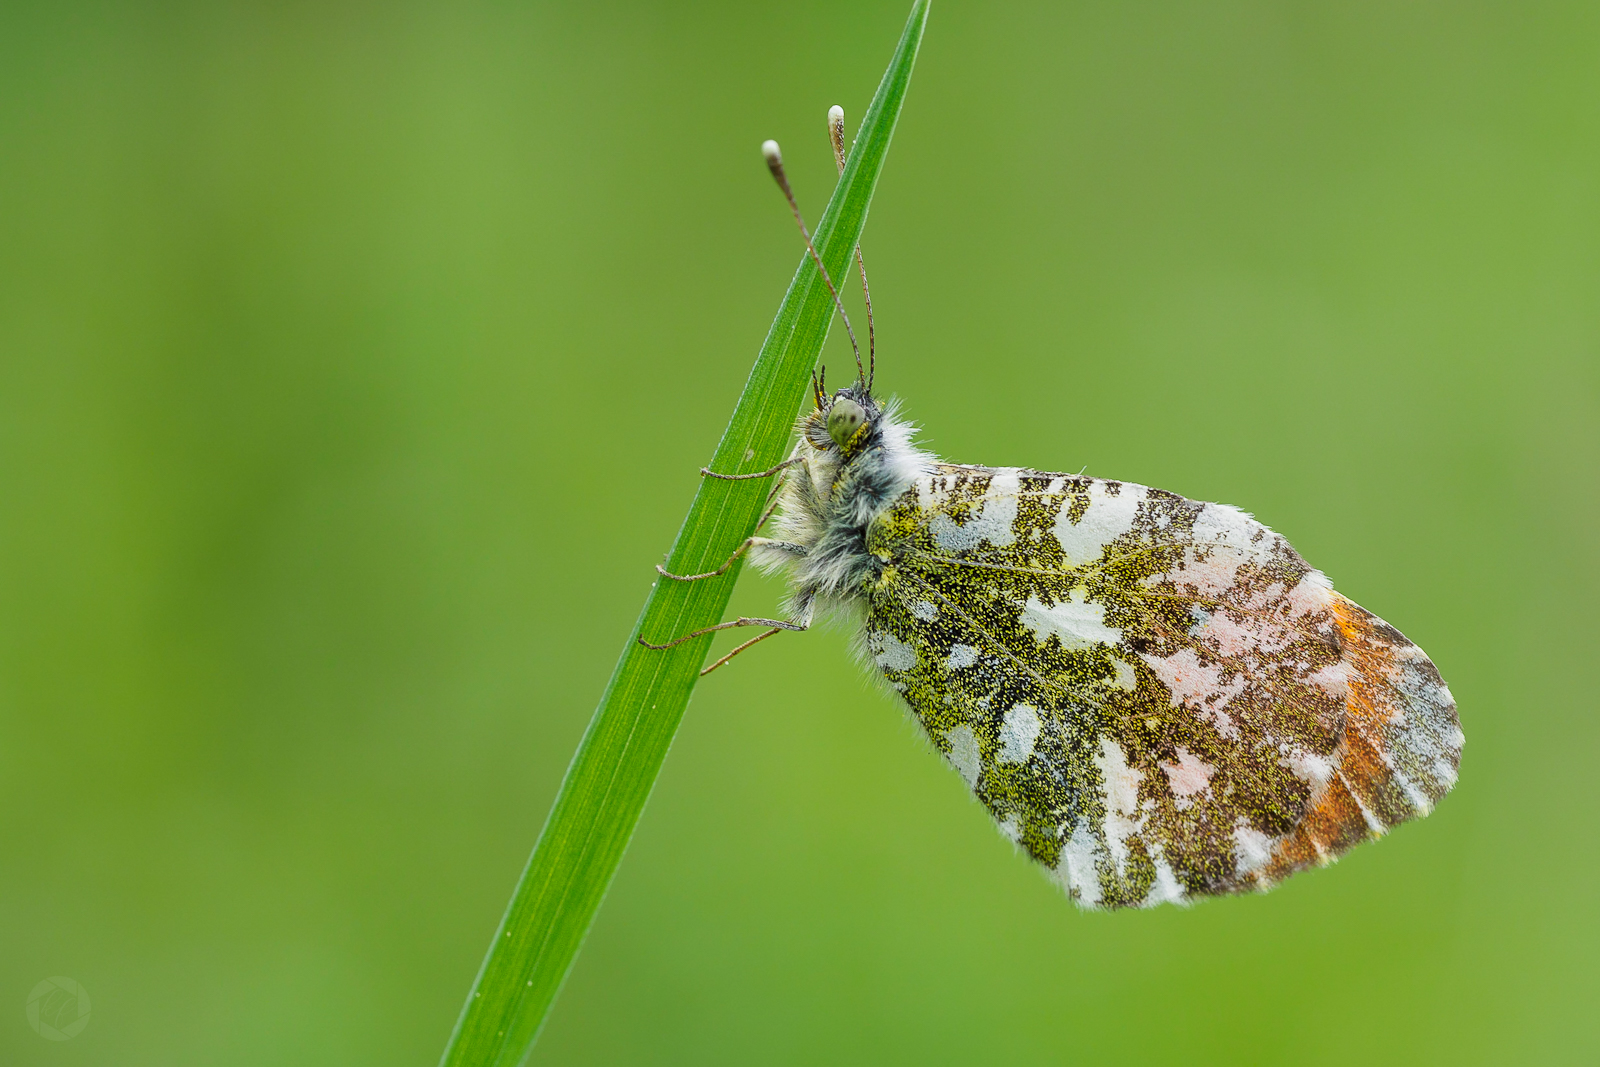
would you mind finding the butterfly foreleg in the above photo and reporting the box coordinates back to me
[698,453,796,537]
[700,456,801,480]
[656,538,805,582]
[752,493,782,535]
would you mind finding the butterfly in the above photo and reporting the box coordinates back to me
[644,110,1462,910]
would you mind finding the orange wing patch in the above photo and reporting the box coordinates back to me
[1263,593,1462,883]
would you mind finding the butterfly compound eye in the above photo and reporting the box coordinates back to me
[827,397,867,448]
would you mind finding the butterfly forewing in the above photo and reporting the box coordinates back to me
[862,464,1461,909]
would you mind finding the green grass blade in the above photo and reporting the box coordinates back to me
[439,4,929,1063]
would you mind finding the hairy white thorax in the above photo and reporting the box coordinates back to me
[752,400,934,603]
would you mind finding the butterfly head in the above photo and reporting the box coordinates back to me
[804,381,881,459]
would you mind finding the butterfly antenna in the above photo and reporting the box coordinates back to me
[762,139,861,392]
[829,106,875,394]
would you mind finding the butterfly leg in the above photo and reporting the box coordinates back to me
[700,456,801,480]
[637,615,807,651]
[639,598,814,675]
[656,538,805,582]
[699,453,797,535]
[751,494,782,535]
[698,626,784,676]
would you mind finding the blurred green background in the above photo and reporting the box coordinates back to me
[2,1,1596,1063]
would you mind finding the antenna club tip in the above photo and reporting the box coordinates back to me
[761,139,782,164]
[828,105,844,124]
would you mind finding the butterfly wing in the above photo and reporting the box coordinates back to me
[862,464,1461,908]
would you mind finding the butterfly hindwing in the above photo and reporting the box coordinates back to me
[861,464,1461,909]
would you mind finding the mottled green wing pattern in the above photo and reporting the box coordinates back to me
[862,465,1461,909]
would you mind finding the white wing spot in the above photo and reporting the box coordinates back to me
[945,725,981,788]
[1190,501,1259,547]
[1110,656,1137,691]
[1392,769,1434,816]
[1308,660,1352,700]
[1021,589,1122,649]
[1055,819,1103,907]
[872,633,918,672]
[1232,818,1274,877]
[997,704,1042,764]
[1284,748,1334,790]
[1142,851,1188,907]
[1053,482,1145,565]
[1192,606,1296,657]
[929,469,1020,551]
[1281,571,1336,621]
[1138,646,1243,738]
[1158,747,1216,810]
[945,644,979,670]
[909,599,939,621]
[1093,736,1145,874]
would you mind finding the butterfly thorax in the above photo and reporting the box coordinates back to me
[755,392,934,606]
